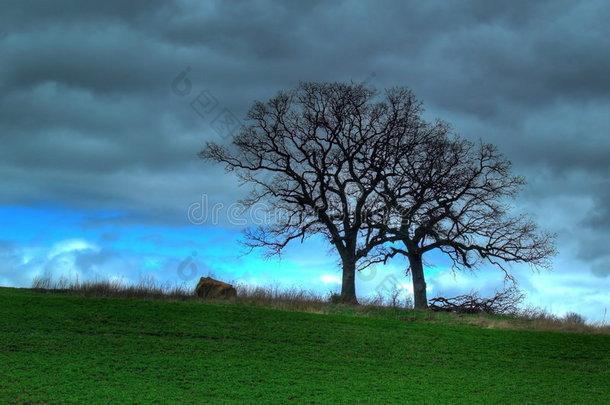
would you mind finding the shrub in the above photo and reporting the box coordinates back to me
[563,312,586,325]
[328,292,342,304]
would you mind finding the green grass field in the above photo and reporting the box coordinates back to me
[1,287,608,404]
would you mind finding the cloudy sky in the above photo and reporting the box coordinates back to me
[1,0,608,321]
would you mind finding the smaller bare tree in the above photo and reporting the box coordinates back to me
[371,124,556,309]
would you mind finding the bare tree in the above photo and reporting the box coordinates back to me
[373,126,556,309]
[200,82,423,303]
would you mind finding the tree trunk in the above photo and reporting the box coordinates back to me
[340,257,359,304]
[407,253,428,309]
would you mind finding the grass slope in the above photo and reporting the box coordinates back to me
[1,287,608,404]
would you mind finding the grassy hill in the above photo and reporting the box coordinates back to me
[1,287,608,404]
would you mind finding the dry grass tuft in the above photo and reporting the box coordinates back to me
[507,305,610,334]
[234,283,330,313]
[31,275,194,300]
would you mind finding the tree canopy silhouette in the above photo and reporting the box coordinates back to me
[201,81,555,306]
[372,130,556,308]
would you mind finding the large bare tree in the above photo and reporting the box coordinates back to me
[373,125,556,309]
[201,82,423,303]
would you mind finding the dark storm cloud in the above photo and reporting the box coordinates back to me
[1,0,608,274]
[585,183,610,231]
